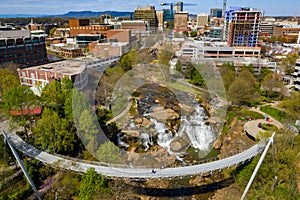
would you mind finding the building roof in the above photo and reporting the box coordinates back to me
[10,108,42,116]
[23,60,86,76]
[0,30,31,38]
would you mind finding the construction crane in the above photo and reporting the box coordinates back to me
[160,2,196,48]
[222,0,227,17]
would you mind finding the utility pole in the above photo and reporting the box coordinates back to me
[2,131,42,200]
[241,132,276,200]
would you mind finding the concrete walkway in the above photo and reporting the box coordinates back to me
[107,99,133,124]
[2,131,267,179]
[249,107,284,129]
[244,107,284,138]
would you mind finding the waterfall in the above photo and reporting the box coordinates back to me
[124,104,216,157]
[148,105,216,157]
[140,132,153,151]
[117,133,129,149]
[150,118,174,149]
[179,105,216,156]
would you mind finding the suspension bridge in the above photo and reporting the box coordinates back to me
[2,130,268,180]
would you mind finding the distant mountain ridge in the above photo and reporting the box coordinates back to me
[56,11,132,18]
[0,11,132,18]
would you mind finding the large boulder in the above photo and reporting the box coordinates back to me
[134,117,153,129]
[150,106,180,122]
[213,139,222,149]
[179,103,195,114]
[122,130,140,138]
[170,136,190,152]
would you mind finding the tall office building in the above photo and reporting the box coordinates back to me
[197,13,208,27]
[210,8,223,18]
[174,2,183,13]
[174,12,188,31]
[223,7,262,47]
[156,10,164,31]
[134,6,157,31]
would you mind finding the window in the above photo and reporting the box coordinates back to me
[21,72,26,83]
[31,73,36,84]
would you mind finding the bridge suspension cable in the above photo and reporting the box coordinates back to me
[2,131,42,200]
[241,132,276,200]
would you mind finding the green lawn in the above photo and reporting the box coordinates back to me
[260,106,287,123]
[261,123,279,132]
[239,109,264,120]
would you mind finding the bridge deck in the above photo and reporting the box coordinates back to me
[5,132,267,179]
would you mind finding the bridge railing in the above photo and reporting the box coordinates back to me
[6,131,267,174]
[52,140,267,170]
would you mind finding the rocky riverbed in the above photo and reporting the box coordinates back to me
[116,83,222,167]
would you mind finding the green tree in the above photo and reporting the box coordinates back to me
[44,171,80,199]
[182,31,189,37]
[236,131,300,199]
[279,91,300,120]
[278,35,287,43]
[34,108,75,153]
[120,49,139,72]
[183,62,205,86]
[79,168,110,200]
[0,135,14,167]
[96,141,123,164]
[227,70,259,106]
[0,68,20,98]
[222,68,236,91]
[175,60,182,71]
[258,68,272,82]
[282,53,299,68]
[157,44,174,66]
[267,36,277,43]
[41,78,72,107]
[24,159,43,189]
[49,27,57,38]
[190,31,198,37]
[261,73,283,98]
[241,64,255,75]
[1,85,38,139]
[77,109,100,152]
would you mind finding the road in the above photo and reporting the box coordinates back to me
[86,56,120,72]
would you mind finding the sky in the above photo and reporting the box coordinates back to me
[0,0,299,16]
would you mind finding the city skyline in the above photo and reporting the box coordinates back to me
[0,0,299,16]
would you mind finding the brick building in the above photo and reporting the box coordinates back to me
[273,26,300,42]
[59,47,83,58]
[174,12,188,31]
[121,20,148,31]
[69,19,113,37]
[106,30,137,43]
[18,60,88,90]
[90,42,131,58]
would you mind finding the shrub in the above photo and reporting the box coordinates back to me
[239,109,264,119]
